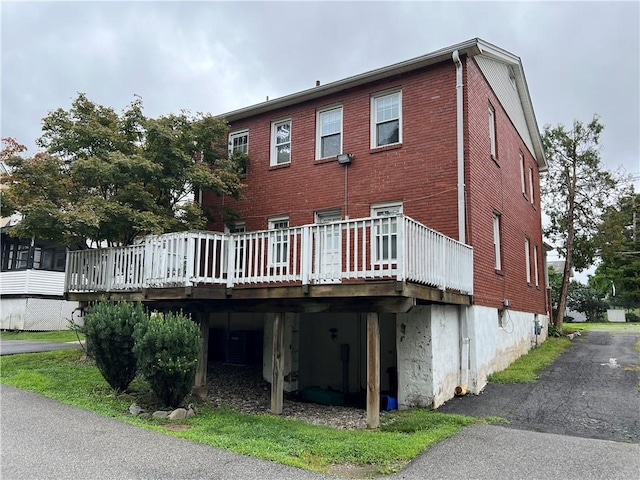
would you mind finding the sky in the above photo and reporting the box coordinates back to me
[1,0,639,276]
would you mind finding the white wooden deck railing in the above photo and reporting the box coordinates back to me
[65,215,473,294]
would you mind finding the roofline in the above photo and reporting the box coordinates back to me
[221,37,547,170]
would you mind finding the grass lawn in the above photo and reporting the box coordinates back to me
[0,349,481,476]
[0,329,84,343]
[565,322,640,334]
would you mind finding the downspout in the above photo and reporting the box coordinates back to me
[453,50,470,396]
[452,50,465,244]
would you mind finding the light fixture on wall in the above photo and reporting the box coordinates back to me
[336,153,353,164]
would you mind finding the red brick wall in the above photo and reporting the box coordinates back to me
[203,62,460,238]
[203,57,546,314]
[464,57,546,314]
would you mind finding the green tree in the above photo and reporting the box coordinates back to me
[567,281,608,322]
[590,189,640,310]
[1,93,244,248]
[541,116,618,330]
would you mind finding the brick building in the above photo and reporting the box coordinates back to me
[66,38,549,427]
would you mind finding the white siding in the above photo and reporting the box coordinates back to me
[474,55,535,157]
[0,270,66,296]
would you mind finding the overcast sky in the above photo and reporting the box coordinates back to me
[2,1,639,195]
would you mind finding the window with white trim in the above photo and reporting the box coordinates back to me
[371,91,401,148]
[225,222,246,277]
[519,152,526,195]
[525,237,531,284]
[488,103,496,159]
[528,167,535,206]
[533,244,539,287]
[316,106,342,159]
[229,130,248,156]
[371,202,403,262]
[493,212,502,270]
[269,216,289,267]
[270,119,291,166]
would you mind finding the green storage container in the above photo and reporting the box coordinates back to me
[302,386,345,406]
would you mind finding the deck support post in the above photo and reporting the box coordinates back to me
[192,312,209,399]
[366,312,380,429]
[271,312,285,415]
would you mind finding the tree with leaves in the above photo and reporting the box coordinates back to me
[541,116,618,330]
[1,93,244,248]
[590,189,640,311]
[567,280,608,322]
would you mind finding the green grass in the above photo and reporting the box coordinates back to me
[565,322,640,334]
[0,329,84,343]
[487,337,571,383]
[0,350,480,475]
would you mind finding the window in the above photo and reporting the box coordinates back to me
[269,217,289,267]
[229,130,248,156]
[493,213,502,270]
[371,202,403,262]
[316,106,342,159]
[488,103,496,159]
[271,119,291,166]
[525,237,531,284]
[528,167,535,206]
[533,244,539,287]
[229,129,249,175]
[519,152,526,195]
[371,91,401,148]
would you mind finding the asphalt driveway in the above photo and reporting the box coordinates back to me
[0,339,83,355]
[439,329,640,443]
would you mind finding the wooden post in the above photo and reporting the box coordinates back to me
[366,312,380,429]
[271,312,285,415]
[192,312,209,399]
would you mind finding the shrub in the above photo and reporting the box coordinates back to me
[83,301,147,392]
[626,312,640,323]
[133,312,202,408]
[547,323,563,337]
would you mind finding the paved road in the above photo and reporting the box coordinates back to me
[439,330,640,443]
[0,339,83,356]
[2,330,639,479]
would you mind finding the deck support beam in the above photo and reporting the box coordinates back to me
[271,312,285,415]
[192,312,209,399]
[366,312,380,429]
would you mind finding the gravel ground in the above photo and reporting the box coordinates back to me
[203,362,369,430]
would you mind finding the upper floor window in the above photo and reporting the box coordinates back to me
[371,90,402,148]
[371,202,403,262]
[271,119,291,166]
[316,106,342,159]
[229,130,248,156]
[519,152,526,195]
[528,166,535,206]
[488,103,496,160]
[493,212,502,271]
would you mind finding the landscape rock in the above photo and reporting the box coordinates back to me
[168,408,187,420]
[152,411,170,419]
[129,403,144,416]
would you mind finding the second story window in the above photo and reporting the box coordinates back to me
[229,130,248,155]
[525,237,531,284]
[372,90,401,148]
[271,119,291,166]
[488,103,496,160]
[519,152,526,195]
[316,106,342,159]
[528,166,535,206]
[229,130,248,175]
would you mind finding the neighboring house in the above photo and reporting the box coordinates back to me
[65,38,549,426]
[0,227,80,330]
[0,162,80,330]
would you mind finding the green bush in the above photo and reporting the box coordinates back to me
[83,301,146,392]
[626,312,640,323]
[133,312,202,407]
